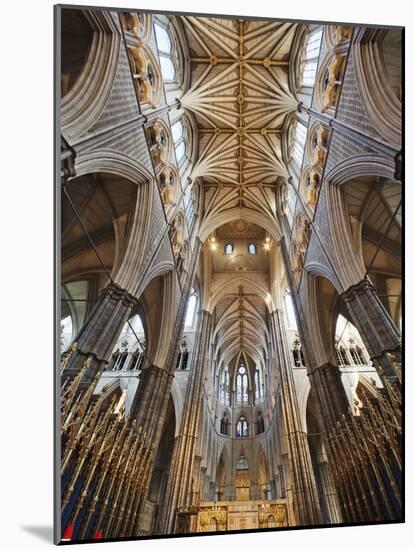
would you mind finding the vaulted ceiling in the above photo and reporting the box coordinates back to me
[213,286,269,373]
[177,18,303,376]
[180,16,302,220]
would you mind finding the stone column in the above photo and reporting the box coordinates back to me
[341,279,401,382]
[129,364,171,441]
[130,238,202,443]
[62,282,138,385]
[279,238,349,432]
[189,455,203,532]
[127,239,202,534]
[279,237,346,523]
[315,444,342,524]
[308,363,350,431]
[160,308,212,534]
[270,308,322,526]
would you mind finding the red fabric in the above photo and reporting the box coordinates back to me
[93,530,104,539]
[61,524,74,541]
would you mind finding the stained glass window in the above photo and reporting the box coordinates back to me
[236,365,248,404]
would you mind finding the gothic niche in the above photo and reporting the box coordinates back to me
[170,213,184,257]
[120,12,141,35]
[297,214,311,254]
[292,215,310,280]
[305,168,320,208]
[158,166,176,206]
[128,40,157,108]
[177,240,189,276]
[321,54,346,112]
[292,241,304,278]
[335,25,353,44]
[149,121,168,166]
[311,125,328,169]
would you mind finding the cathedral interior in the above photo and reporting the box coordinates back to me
[58,7,402,542]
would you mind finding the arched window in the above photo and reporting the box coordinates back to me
[108,314,146,371]
[171,120,186,164]
[300,28,323,87]
[175,141,185,163]
[355,346,366,364]
[130,349,145,371]
[248,242,257,255]
[292,339,306,367]
[254,368,264,401]
[159,57,175,80]
[236,416,248,437]
[176,339,190,370]
[254,369,260,400]
[225,243,234,255]
[236,365,248,404]
[220,366,230,405]
[350,346,363,365]
[284,289,297,329]
[237,456,249,469]
[257,413,265,434]
[291,119,307,167]
[171,120,183,142]
[181,350,189,370]
[176,141,186,164]
[220,414,228,435]
[336,345,349,366]
[154,23,176,82]
[155,23,172,53]
[110,351,128,371]
[175,350,189,370]
[184,290,197,327]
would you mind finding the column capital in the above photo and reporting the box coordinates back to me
[101,282,139,309]
[339,277,401,374]
[140,363,171,380]
[307,361,341,377]
[340,278,376,302]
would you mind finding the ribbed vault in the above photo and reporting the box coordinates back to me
[213,285,269,374]
[181,17,302,228]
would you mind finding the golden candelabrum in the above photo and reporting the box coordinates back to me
[60,356,153,542]
[326,379,402,523]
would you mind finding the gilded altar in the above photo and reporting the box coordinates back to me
[197,500,288,532]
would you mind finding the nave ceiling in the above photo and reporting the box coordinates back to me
[175,18,304,375]
[179,17,304,229]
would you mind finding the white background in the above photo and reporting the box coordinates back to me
[0,0,412,548]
